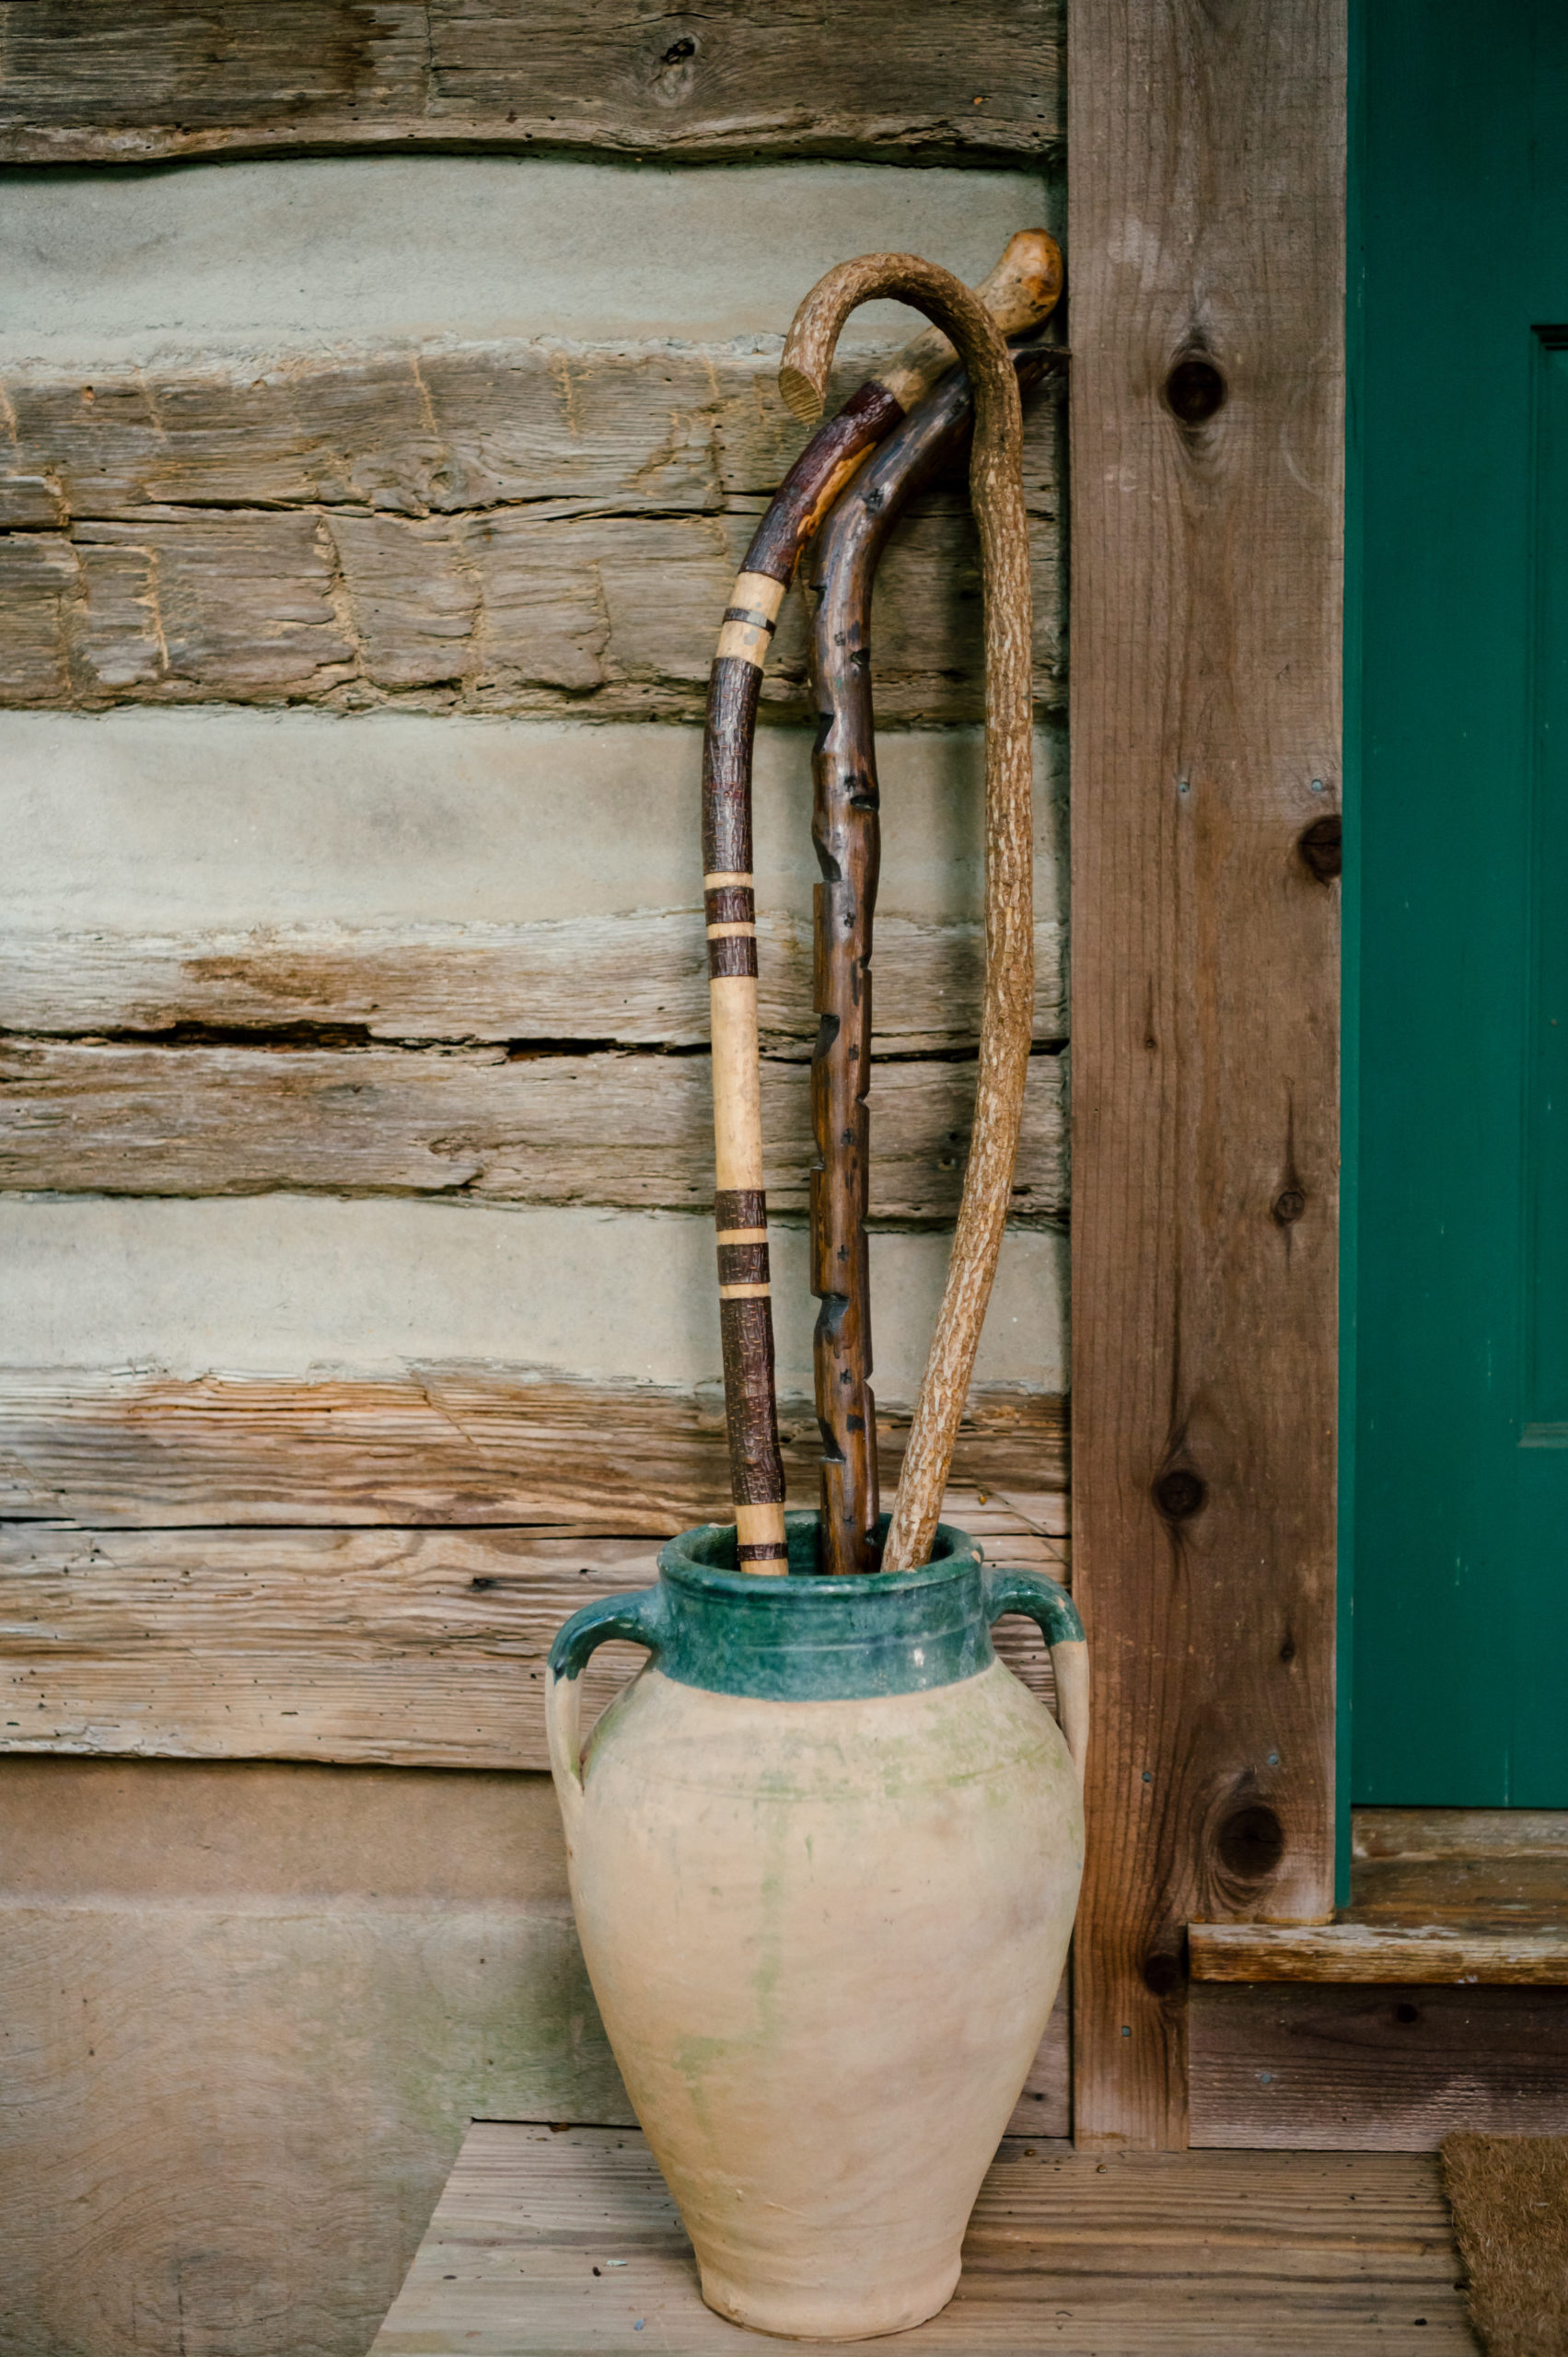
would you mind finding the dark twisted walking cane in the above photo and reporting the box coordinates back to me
[805,337,1061,1575]
[704,232,1062,1570]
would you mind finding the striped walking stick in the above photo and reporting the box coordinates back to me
[780,253,1041,1575]
[806,335,1061,1576]
[705,231,1062,1572]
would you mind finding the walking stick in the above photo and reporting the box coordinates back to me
[780,254,1039,1574]
[706,231,1062,1571]
[806,338,1061,1575]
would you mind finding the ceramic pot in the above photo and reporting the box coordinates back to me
[547,1511,1086,2343]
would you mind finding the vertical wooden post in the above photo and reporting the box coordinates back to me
[1068,2,1346,2148]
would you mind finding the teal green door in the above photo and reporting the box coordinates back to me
[1353,1,1568,1802]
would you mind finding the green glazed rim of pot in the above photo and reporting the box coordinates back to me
[548,1510,1083,1702]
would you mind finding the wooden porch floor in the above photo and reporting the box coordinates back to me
[369,2122,1476,2354]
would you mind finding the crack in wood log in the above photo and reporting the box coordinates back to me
[0,911,1070,1055]
[0,1039,1067,1221]
[0,1,1063,167]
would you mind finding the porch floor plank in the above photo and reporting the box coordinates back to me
[367,2122,1474,2353]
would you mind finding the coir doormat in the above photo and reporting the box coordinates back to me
[1442,2133,1568,2356]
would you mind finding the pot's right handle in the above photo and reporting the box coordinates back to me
[546,1588,666,1830]
[983,1567,1088,1790]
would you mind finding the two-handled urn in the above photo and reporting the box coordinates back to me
[547,1513,1086,2341]
[548,234,1080,2343]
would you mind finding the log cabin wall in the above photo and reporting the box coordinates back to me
[0,11,1069,2353]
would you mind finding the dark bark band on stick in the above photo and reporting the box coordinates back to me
[806,339,1061,1576]
[703,231,1062,1572]
[780,253,1043,1574]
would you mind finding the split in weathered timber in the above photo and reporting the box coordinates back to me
[0,1037,1066,1221]
[0,343,1062,719]
[0,912,1069,1056]
[0,1,1063,168]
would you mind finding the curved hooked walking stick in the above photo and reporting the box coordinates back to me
[704,232,1061,1572]
[782,255,1038,1574]
[806,337,1061,1576]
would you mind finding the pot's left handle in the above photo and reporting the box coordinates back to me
[983,1567,1088,1790]
[546,1588,667,1830]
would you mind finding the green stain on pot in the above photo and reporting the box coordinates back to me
[669,1827,792,2142]
[549,1513,1083,1705]
[673,2030,728,2136]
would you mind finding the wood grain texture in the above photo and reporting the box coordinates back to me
[368,2123,1471,2353]
[1067,0,1346,2146]
[0,1366,1069,1529]
[0,911,1069,1056]
[0,1037,1065,1222]
[0,1,1063,167]
[1190,1922,1568,1987]
[1353,1807,1568,1862]
[0,344,1063,721]
[1190,1984,1568,2150]
[0,1491,1066,1771]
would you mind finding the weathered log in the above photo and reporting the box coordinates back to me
[0,502,1062,720]
[0,342,1063,526]
[0,1036,1067,1222]
[0,911,1069,1055]
[0,1367,1069,1530]
[0,337,1063,717]
[0,1,1063,168]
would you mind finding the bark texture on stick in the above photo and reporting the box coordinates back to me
[782,260,1039,1573]
[704,231,1059,1569]
[806,342,1059,1574]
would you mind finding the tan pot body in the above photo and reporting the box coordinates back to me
[551,1653,1083,2340]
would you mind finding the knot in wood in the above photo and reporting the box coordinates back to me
[1215,1803,1286,1881]
[1164,355,1227,426]
[1298,813,1342,881]
[1153,1465,1207,1523]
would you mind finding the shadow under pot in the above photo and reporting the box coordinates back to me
[547,1510,1087,2343]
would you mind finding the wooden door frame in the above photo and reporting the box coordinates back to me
[1067,0,1347,2148]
